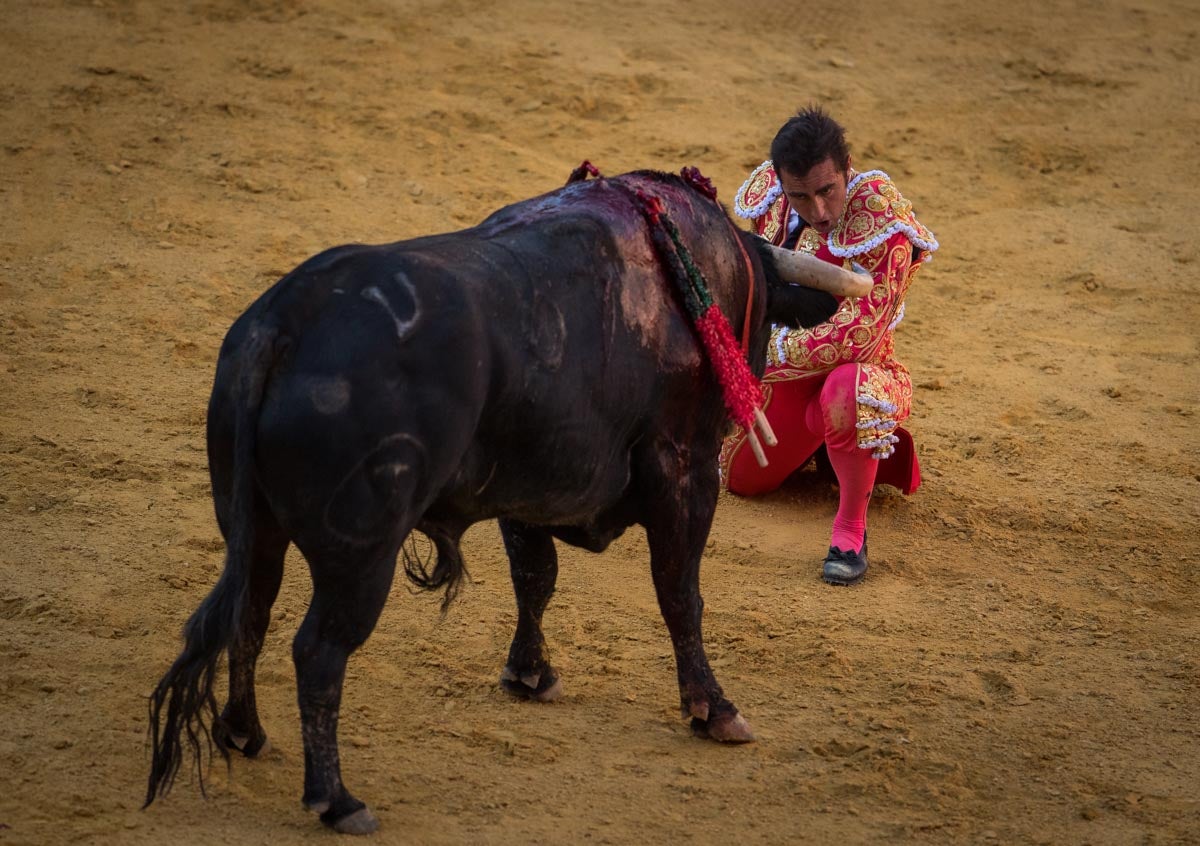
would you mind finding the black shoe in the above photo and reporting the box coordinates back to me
[822,535,868,586]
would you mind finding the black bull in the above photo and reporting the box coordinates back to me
[145,169,836,833]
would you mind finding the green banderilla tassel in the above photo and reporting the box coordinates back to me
[644,211,705,321]
[660,214,713,312]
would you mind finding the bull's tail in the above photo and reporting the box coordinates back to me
[144,324,279,807]
[401,529,469,613]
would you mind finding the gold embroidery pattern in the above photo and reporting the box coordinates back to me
[736,163,778,212]
[758,197,788,245]
[855,363,911,457]
[797,227,822,254]
[829,173,936,257]
[734,161,797,247]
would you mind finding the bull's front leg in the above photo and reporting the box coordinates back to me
[643,445,755,743]
[497,518,563,702]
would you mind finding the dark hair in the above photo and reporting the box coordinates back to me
[769,105,850,178]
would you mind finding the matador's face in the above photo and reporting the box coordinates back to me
[779,157,851,237]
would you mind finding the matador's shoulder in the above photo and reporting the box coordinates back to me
[829,170,939,260]
[733,160,790,245]
[733,160,782,219]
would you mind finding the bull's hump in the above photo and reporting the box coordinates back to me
[475,178,628,232]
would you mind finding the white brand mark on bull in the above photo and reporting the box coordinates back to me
[361,273,420,339]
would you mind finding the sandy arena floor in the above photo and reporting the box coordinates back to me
[1,0,1198,843]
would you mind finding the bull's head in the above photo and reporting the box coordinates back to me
[748,234,872,330]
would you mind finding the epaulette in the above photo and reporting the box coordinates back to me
[733,160,782,219]
[828,170,939,259]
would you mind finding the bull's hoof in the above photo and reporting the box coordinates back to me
[500,666,563,702]
[691,712,756,744]
[329,808,379,835]
[224,733,271,758]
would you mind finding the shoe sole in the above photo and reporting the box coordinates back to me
[822,571,867,587]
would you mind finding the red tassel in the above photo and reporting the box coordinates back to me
[680,166,718,202]
[567,160,603,183]
[694,305,763,433]
[634,189,665,223]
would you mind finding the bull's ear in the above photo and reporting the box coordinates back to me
[746,235,838,328]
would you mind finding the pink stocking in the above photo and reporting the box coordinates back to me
[812,365,878,553]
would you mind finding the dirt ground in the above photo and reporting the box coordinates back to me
[2,0,1198,843]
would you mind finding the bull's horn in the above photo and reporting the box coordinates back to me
[762,243,873,298]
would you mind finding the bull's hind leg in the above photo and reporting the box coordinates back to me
[217,492,289,758]
[642,444,755,743]
[292,547,396,835]
[498,519,563,702]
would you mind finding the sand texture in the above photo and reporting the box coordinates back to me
[1,0,1197,843]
